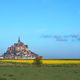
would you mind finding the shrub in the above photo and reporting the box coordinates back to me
[33,56,43,66]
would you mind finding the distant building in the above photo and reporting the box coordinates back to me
[0,55,3,59]
[3,37,39,59]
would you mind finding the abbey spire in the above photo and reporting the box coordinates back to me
[18,37,21,43]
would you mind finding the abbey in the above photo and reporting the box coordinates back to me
[4,37,39,59]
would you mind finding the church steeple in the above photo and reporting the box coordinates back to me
[18,37,21,43]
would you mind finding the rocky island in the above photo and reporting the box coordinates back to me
[3,37,39,59]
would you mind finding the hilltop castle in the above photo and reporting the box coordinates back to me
[3,37,39,59]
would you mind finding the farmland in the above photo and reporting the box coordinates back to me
[0,60,80,80]
[0,59,80,64]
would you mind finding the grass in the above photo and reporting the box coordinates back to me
[0,63,80,80]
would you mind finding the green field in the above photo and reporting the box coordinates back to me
[0,63,80,80]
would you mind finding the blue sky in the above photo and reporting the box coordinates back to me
[0,0,80,58]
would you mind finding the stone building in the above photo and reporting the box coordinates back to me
[4,37,39,59]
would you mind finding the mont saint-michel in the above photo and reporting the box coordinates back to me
[1,37,41,59]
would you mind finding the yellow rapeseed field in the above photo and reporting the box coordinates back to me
[0,59,80,64]
[42,60,80,64]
